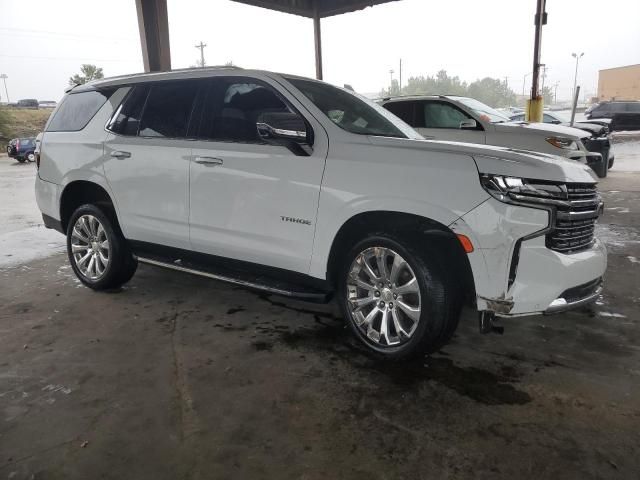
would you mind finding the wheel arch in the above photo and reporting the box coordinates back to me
[60,180,119,233]
[325,210,476,300]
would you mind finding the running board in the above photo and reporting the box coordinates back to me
[137,256,331,303]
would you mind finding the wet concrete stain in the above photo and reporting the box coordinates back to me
[226,307,246,315]
[229,298,533,406]
[251,340,273,351]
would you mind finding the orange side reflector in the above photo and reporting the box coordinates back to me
[456,234,474,253]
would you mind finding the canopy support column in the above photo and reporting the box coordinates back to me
[135,0,172,72]
[313,3,323,80]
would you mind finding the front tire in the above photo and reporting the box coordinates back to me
[596,159,608,178]
[66,204,137,290]
[27,152,36,162]
[337,235,458,360]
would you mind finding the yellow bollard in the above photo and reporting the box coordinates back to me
[526,97,544,122]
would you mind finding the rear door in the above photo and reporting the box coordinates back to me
[103,80,201,249]
[188,75,328,273]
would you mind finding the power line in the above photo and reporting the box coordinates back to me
[0,53,138,63]
[0,27,137,42]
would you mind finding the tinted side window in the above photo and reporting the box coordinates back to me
[420,101,472,128]
[384,101,416,126]
[108,86,149,136]
[626,103,640,113]
[199,79,290,143]
[47,90,113,132]
[139,81,199,138]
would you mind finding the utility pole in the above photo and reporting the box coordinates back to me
[522,72,531,97]
[553,81,559,103]
[0,74,8,103]
[399,59,403,92]
[540,64,547,91]
[571,52,584,103]
[195,41,207,68]
[389,69,394,95]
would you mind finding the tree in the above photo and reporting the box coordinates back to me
[541,86,554,106]
[381,70,519,108]
[467,77,516,108]
[69,64,104,86]
[401,70,467,97]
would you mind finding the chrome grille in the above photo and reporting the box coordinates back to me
[546,183,601,254]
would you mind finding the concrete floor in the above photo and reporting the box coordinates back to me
[1,150,639,479]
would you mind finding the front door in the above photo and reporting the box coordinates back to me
[415,100,486,144]
[188,76,328,274]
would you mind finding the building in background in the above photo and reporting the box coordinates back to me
[597,64,640,101]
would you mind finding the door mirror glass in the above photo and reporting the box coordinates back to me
[257,112,308,143]
[459,119,477,129]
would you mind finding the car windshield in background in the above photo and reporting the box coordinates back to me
[451,97,510,123]
[285,77,421,139]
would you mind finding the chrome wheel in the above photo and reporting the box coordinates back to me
[346,247,421,347]
[71,215,110,281]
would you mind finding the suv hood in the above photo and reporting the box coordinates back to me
[497,121,590,139]
[367,136,597,184]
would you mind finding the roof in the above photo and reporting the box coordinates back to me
[379,95,455,103]
[229,0,399,18]
[72,66,316,92]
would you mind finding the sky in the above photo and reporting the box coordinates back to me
[0,0,638,103]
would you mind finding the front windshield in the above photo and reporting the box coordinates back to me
[451,96,510,123]
[285,77,421,139]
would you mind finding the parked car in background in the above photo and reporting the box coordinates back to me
[17,99,39,109]
[381,95,609,177]
[6,137,37,163]
[509,111,615,172]
[35,68,606,360]
[585,101,640,120]
[38,101,57,109]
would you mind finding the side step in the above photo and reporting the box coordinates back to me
[137,256,331,303]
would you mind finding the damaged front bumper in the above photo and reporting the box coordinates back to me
[451,197,607,317]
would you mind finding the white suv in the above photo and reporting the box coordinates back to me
[381,96,609,177]
[35,68,607,359]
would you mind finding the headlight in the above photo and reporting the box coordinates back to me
[480,174,570,207]
[545,136,579,150]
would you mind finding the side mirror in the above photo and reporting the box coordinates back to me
[459,119,477,129]
[257,112,308,143]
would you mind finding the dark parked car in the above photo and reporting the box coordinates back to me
[585,101,640,120]
[6,137,37,163]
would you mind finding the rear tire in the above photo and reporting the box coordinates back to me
[66,204,137,290]
[337,234,459,360]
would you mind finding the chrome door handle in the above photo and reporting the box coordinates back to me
[194,156,223,166]
[110,150,131,159]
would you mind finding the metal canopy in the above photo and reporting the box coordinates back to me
[229,0,399,18]
[230,0,398,79]
[135,0,399,78]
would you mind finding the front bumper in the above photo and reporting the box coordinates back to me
[451,198,607,317]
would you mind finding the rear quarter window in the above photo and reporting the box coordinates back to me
[47,89,113,132]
